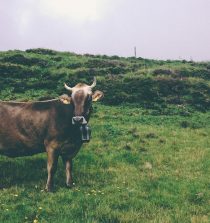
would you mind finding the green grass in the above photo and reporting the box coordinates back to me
[1,104,210,223]
[0,49,210,222]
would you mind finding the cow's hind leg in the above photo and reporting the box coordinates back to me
[45,146,59,192]
[62,156,74,188]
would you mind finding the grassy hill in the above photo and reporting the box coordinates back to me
[0,49,210,223]
[0,48,210,113]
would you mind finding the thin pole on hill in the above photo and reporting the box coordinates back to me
[144,59,146,73]
[134,46,137,58]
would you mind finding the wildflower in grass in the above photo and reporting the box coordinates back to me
[75,188,80,192]
[38,207,42,210]
[33,219,38,223]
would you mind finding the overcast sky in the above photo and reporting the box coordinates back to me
[0,0,210,61]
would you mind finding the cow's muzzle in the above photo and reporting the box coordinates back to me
[72,116,87,125]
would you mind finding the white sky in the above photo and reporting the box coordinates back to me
[0,0,210,61]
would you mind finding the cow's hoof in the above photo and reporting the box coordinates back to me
[45,187,54,193]
[66,182,75,188]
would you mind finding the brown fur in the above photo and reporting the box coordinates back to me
[0,98,82,191]
[72,90,86,116]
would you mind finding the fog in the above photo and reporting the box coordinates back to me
[1,0,210,61]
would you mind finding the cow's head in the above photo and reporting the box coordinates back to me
[63,77,103,125]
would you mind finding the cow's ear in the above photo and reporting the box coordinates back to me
[92,91,104,102]
[59,94,71,104]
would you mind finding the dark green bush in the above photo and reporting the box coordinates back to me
[2,54,49,67]
[25,48,57,55]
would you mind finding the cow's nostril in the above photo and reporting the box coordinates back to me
[76,117,82,122]
[73,116,83,122]
[72,116,85,124]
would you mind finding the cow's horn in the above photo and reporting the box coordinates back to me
[90,77,96,88]
[64,83,73,91]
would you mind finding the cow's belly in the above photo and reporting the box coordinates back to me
[0,140,45,157]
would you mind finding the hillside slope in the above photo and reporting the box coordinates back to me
[0,48,210,113]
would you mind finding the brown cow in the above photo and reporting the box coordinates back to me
[0,78,103,191]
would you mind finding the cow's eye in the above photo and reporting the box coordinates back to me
[87,95,92,102]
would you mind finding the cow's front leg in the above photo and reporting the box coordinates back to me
[45,148,59,192]
[62,156,74,188]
